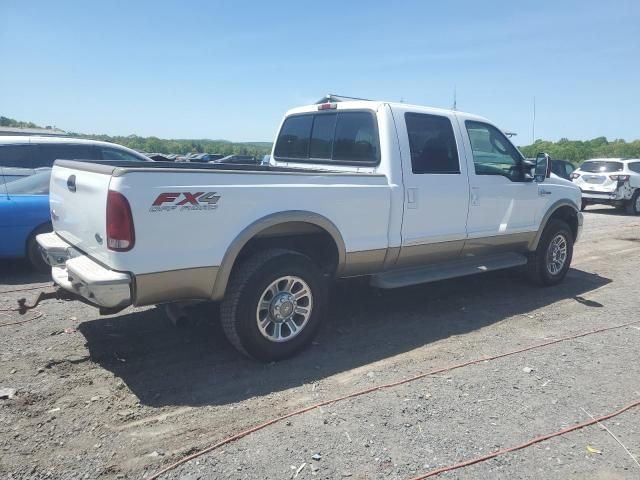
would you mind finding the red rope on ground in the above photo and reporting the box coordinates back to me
[0,311,44,327]
[0,284,53,295]
[147,319,640,479]
[408,399,640,479]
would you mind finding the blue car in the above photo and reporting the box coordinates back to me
[0,170,52,271]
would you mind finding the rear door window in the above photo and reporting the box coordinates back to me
[0,144,37,167]
[405,113,460,174]
[274,111,379,165]
[629,162,640,174]
[36,144,99,167]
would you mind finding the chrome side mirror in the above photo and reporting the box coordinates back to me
[534,152,551,183]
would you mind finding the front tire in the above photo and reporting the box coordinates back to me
[625,190,640,215]
[526,219,574,286]
[220,249,327,361]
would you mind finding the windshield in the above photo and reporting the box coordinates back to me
[4,170,51,195]
[579,161,623,173]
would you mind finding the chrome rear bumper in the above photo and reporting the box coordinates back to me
[36,232,132,310]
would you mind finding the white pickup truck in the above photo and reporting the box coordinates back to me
[37,97,583,360]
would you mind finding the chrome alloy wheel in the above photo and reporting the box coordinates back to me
[635,194,640,212]
[546,234,568,275]
[256,276,313,342]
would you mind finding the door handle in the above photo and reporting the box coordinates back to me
[471,187,480,206]
[407,187,418,209]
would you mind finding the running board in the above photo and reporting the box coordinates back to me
[370,252,528,289]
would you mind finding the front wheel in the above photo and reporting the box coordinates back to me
[220,249,327,361]
[526,219,574,286]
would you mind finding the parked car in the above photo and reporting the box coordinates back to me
[181,153,225,163]
[213,154,258,165]
[550,159,575,180]
[0,136,152,183]
[37,98,582,361]
[571,158,640,213]
[0,170,52,271]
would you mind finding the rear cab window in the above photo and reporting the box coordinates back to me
[274,110,379,166]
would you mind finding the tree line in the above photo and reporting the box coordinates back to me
[3,115,640,163]
[519,137,640,165]
[68,133,272,157]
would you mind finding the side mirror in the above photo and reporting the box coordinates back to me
[534,152,551,183]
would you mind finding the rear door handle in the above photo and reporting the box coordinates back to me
[407,187,418,209]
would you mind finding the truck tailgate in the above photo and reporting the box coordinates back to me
[49,165,112,264]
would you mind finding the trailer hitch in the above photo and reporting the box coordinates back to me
[17,287,77,314]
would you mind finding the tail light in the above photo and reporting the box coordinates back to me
[106,190,135,251]
[609,174,630,181]
[570,172,580,179]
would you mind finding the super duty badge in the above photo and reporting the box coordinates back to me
[150,192,220,212]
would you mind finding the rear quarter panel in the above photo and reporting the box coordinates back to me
[106,170,392,275]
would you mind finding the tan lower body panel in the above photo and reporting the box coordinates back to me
[342,248,388,276]
[463,231,536,256]
[133,266,218,306]
[395,239,465,269]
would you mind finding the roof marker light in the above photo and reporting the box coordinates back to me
[317,103,337,111]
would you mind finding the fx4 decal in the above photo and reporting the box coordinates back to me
[150,192,221,212]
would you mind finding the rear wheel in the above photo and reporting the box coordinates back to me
[625,190,640,215]
[26,224,52,273]
[220,249,327,361]
[526,219,573,286]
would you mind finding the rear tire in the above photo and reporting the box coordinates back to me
[26,224,52,273]
[220,249,327,361]
[526,219,573,286]
[625,190,640,215]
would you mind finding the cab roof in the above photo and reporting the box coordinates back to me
[286,99,491,124]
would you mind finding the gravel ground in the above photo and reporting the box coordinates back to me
[1,206,639,480]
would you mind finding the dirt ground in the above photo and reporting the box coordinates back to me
[1,206,639,480]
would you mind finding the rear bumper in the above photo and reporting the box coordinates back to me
[36,232,132,310]
[581,190,620,201]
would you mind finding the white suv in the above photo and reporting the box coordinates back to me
[572,158,640,214]
[0,136,151,183]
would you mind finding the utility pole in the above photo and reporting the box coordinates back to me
[532,96,536,144]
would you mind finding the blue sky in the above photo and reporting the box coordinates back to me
[1,1,639,145]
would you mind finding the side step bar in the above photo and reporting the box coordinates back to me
[370,252,528,289]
